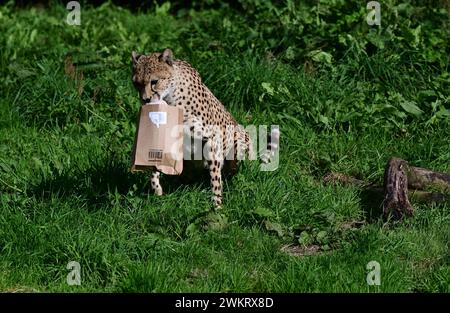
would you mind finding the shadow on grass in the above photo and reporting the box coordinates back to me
[28,158,145,208]
[28,158,238,208]
[359,188,385,223]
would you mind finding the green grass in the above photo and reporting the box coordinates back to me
[0,2,449,292]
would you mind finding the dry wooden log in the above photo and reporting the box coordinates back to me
[323,172,368,187]
[406,165,450,193]
[382,157,413,218]
[323,157,450,219]
[324,172,449,203]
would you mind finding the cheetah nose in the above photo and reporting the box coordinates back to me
[142,97,152,104]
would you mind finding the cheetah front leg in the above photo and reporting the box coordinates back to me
[205,136,224,208]
[207,159,223,208]
[149,170,163,196]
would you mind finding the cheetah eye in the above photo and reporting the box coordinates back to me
[151,79,158,86]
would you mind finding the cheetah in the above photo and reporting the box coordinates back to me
[131,48,279,208]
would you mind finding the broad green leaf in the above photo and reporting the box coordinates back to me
[307,50,333,64]
[261,82,275,96]
[264,220,284,237]
[253,207,274,218]
[399,100,423,116]
[298,231,313,245]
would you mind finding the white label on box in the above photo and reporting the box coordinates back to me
[149,112,167,128]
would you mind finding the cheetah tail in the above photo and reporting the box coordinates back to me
[260,126,280,164]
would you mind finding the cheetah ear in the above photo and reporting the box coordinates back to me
[160,48,173,66]
[131,51,143,65]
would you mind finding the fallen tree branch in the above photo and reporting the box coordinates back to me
[406,165,450,193]
[323,157,450,219]
[324,172,448,203]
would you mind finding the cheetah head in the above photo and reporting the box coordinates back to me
[131,48,175,105]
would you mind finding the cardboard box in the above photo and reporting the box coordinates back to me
[131,100,184,175]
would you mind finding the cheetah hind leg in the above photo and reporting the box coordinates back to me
[149,170,163,196]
